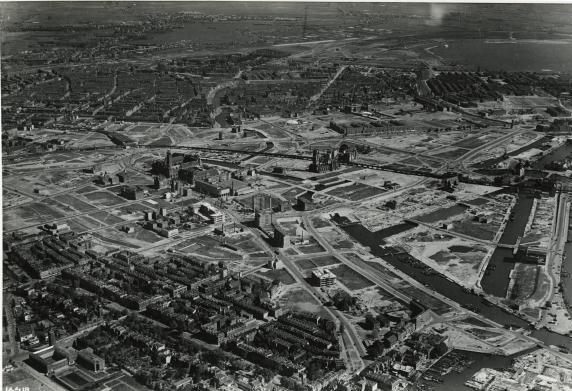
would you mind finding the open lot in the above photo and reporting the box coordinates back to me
[277,286,330,318]
[325,181,386,201]
[415,204,469,224]
[259,268,296,285]
[53,194,97,212]
[175,235,242,260]
[508,264,540,302]
[83,190,128,207]
[329,264,374,291]
[295,255,340,271]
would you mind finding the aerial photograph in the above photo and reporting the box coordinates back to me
[2,1,572,390]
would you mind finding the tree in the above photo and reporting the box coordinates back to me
[255,367,275,383]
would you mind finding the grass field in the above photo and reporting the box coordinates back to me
[329,264,374,290]
[432,147,470,160]
[76,185,100,194]
[89,211,124,225]
[225,234,266,254]
[3,202,66,230]
[415,204,468,224]
[297,239,326,254]
[278,287,329,317]
[452,220,498,241]
[180,235,242,259]
[259,269,296,285]
[509,264,539,301]
[326,182,385,201]
[296,255,340,270]
[54,194,97,212]
[83,191,127,206]
[310,216,331,229]
[529,269,551,303]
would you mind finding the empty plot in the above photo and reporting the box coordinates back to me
[415,205,469,224]
[329,264,374,290]
[54,195,97,212]
[89,211,124,225]
[296,255,340,270]
[83,191,127,206]
[259,269,296,285]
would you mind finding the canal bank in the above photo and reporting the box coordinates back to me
[481,142,572,298]
[422,348,536,391]
[339,221,571,348]
[480,194,534,297]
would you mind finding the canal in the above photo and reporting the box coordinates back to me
[336,141,572,349]
[424,349,535,391]
[339,221,572,349]
[480,194,534,297]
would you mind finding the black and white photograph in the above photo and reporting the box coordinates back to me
[2,2,572,390]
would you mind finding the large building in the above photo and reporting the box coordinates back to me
[193,202,225,225]
[77,347,105,372]
[309,149,340,173]
[153,150,203,179]
[28,346,75,375]
[311,269,336,287]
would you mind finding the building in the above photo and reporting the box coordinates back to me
[309,149,340,173]
[43,222,71,236]
[297,192,316,211]
[120,185,144,200]
[195,179,231,198]
[195,202,225,224]
[255,211,273,230]
[77,348,105,372]
[158,228,179,238]
[441,174,459,190]
[28,346,70,374]
[311,269,336,287]
[273,225,289,248]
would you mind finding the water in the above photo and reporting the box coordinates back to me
[428,349,534,391]
[432,39,572,72]
[480,195,534,297]
[340,222,529,328]
[481,143,572,298]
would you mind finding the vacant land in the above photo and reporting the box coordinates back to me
[415,204,468,224]
[452,220,498,241]
[329,264,374,290]
[296,255,340,270]
[259,269,296,285]
[509,264,539,301]
[83,191,127,206]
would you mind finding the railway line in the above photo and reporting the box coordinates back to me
[6,143,569,196]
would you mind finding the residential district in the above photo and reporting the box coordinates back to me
[2,3,572,391]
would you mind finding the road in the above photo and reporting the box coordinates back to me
[308,65,347,106]
[538,192,572,334]
[301,212,572,364]
[225,208,365,373]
